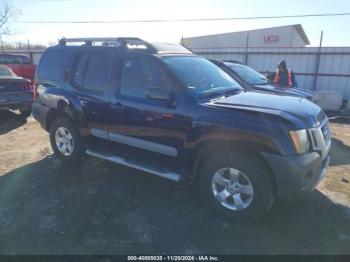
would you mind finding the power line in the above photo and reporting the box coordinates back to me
[10,12,350,24]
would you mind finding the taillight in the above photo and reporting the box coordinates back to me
[33,79,36,100]
[20,82,33,91]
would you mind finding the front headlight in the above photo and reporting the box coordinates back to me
[289,129,310,154]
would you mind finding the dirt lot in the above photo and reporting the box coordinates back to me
[0,111,350,255]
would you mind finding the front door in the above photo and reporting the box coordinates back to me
[107,53,187,167]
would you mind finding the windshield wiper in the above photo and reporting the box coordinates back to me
[249,82,269,85]
[200,88,242,99]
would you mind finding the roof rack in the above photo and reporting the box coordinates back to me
[58,37,157,53]
[223,60,243,65]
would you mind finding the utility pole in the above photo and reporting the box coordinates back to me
[27,39,33,63]
[312,31,324,91]
[244,33,249,65]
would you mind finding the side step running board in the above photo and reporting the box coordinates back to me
[86,149,183,182]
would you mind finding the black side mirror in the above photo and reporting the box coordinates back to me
[145,86,171,101]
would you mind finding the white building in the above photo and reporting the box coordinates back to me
[182,24,310,48]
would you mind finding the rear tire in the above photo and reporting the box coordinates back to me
[49,117,84,165]
[198,150,275,223]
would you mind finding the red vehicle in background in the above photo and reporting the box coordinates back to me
[0,54,36,82]
[0,65,33,119]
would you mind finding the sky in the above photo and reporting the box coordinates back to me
[2,0,350,46]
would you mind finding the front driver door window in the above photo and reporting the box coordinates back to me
[119,58,172,102]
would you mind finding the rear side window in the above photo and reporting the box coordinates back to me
[72,51,113,93]
[84,52,113,91]
[73,52,89,88]
[37,48,75,81]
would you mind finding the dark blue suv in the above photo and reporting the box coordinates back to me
[32,37,331,221]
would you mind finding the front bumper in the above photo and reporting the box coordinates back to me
[261,151,330,198]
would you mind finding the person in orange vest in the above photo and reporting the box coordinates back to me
[268,60,297,88]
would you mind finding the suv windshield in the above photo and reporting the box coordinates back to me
[163,56,242,98]
[226,63,269,85]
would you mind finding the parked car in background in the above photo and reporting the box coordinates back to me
[210,59,319,103]
[32,37,330,222]
[0,65,33,118]
[0,54,36,82]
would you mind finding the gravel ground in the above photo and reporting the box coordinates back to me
[0,111,349,255]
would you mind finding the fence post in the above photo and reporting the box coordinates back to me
[312,31,323,91]
[27,40,34,63]
[244,34,249,65]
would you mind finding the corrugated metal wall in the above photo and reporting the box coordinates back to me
[194,47,350,100]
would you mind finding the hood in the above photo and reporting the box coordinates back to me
[206,91,324,128]
[253,84,316,99]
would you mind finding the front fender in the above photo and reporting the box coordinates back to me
[186,125,283,155]
[182,125,285,179]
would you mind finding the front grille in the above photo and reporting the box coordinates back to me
[308,117,331,159]
[310,130,319,148]
[321,122,331,143]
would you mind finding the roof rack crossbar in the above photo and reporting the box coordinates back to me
[58,37,158,53]
[60,37,119,44]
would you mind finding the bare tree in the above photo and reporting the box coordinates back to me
[0,1,12,36]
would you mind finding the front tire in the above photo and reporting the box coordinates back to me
[198,150,275,222]
[49,117,84,164]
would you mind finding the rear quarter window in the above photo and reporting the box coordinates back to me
[37,48,75,81]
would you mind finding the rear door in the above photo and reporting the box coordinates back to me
[69,48,115,140]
